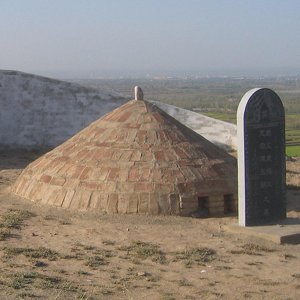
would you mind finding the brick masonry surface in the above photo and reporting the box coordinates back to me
[12,99,237,216]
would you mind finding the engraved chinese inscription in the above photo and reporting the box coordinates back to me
[237,88,286,226]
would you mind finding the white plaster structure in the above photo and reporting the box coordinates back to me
[0,70,127,148]
[152,101,237,151]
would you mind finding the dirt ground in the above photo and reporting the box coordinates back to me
[0,150,299,300]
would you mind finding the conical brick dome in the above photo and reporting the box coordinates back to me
[12,90,237,216]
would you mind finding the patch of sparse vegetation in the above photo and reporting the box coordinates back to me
[118,241,166,264]
[9,272,38,289]
[230,243,276,256]
[178,279,193,287]
[0,228,11,241]
[35,274,61,289]
[0,209,35,229]
[259,279,284,286]
[83,245,96,251]
[67,243,117,266]
[161,292,176,300]
[58,219,72,225]
[92,248,116,258]
[245,261,263,266]
[147,275,161,283]
[85,255,108,268]
[214,265,232,270]
[77,270,91,276]
[70,282,89,295]
[3,246,59,261]
[99,287,114,295]
[61,253,84,260]
[17,291,38,299]
[6,270,87,297]
[173,247,216,267]
[33,260,48,268]
[43,215,57,221]
[102,239,116,246]
[54,269,68,274]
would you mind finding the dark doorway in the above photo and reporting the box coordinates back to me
[224,194,235,214]
[197,196,209,216]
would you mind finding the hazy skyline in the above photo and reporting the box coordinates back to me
[1,0,300,78]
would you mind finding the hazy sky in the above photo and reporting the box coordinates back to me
[1,0,300,78]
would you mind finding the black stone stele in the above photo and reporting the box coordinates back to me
[237,88,286,226]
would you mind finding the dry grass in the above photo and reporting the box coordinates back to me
[2,246,60,261]
[0,209,35,242]
[118,240,167,264]
[230,243,276,255]
[173,247,217,267]
[85,255,108,268]
[0,209,35,229]
[0,228,11,241]
[4,271,87,298]
[102,239,116,246]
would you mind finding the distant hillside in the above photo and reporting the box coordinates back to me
[0,70,127,148]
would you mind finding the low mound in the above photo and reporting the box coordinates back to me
[12,99,237,216]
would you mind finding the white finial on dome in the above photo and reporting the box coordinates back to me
[134,86,144,101]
